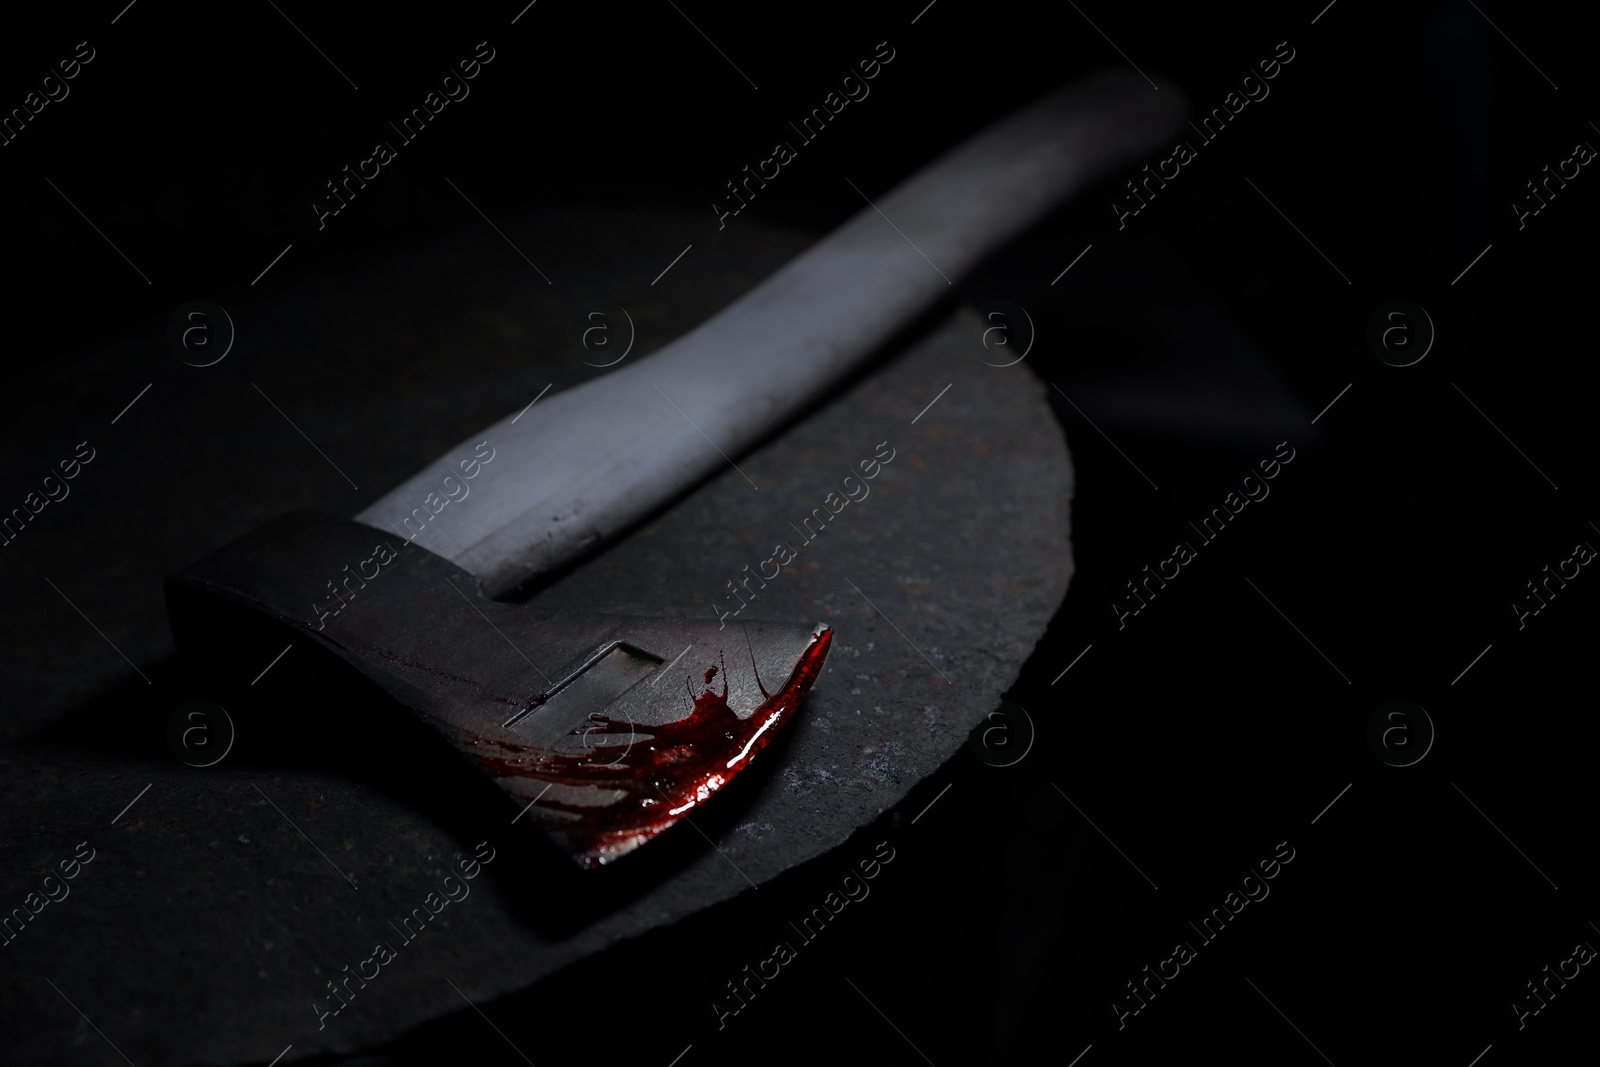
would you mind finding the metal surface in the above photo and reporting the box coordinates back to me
[166,510,828,867]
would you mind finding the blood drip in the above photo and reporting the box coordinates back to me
[473,627,832,867]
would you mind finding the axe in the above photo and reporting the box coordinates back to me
[166,71,1183,868]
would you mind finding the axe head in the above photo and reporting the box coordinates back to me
[165,510,830,868]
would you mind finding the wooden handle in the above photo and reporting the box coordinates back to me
[355,70,1184,597]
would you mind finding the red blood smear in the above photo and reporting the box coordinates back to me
[471,627,832,867]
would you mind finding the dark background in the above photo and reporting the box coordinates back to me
[3,0,1596,1063]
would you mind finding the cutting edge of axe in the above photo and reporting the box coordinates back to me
[167,71,1186,867]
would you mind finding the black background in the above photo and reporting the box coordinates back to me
[2,0,1596,1063]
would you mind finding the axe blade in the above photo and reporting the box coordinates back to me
[166,510,829,868]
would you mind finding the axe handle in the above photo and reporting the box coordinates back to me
[356,70,1184,597]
